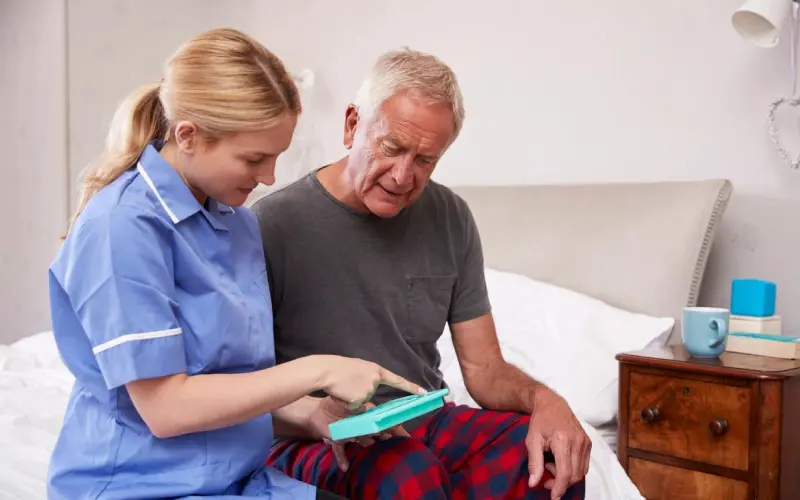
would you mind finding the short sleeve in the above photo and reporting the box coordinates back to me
[63,208,186,390]
[448,200,492,324]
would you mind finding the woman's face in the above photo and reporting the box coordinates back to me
[174,113,297,207]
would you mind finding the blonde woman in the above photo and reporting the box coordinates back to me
[47,28,422,500]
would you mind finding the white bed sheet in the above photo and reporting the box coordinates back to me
[0,332,73,500]
[593,422,617,454]
[0,331,638,500]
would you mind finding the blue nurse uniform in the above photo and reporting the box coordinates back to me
[46,141,316,500]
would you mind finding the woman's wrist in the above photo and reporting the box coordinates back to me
[303,354,334,393]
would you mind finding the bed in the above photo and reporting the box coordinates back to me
[0,178,733,500]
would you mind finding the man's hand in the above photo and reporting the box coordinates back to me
[307,397,409,472]
[526,389,591,500]
[449,314,591,497]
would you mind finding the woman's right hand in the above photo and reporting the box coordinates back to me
[316,355,426,410]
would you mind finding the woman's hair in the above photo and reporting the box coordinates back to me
[68,27,301,232]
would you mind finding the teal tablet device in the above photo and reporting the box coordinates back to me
[328,388,449,441]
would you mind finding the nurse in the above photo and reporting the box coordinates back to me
[47,28,422,500]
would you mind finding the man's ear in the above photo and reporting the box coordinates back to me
[174,120,199,155]
[342,104,359,150]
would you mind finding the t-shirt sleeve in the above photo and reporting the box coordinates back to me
[64,208,186,390]
[448,199,492,324]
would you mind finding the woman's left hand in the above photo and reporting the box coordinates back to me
[308,397,409,471]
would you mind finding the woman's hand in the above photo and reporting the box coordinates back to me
[123,354,422,440]
[308,396,409,472]
[317,355,426,410]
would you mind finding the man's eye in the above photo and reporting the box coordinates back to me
[383,145,401,156]
[246,158,264,165]
[416,157,433,166]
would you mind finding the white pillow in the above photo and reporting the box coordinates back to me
[437,268,674,427]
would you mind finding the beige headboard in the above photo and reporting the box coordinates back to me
[450,179,733,331]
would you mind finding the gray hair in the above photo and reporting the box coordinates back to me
[353,47,465,140]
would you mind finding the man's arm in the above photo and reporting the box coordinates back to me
[449,313,546,413]
[450,313,592,497]
[445,196,549,413]
[446,195,590,497]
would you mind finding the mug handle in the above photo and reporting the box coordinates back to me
[708,318,728,348]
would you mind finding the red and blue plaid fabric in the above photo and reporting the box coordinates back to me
[267,403,586,499]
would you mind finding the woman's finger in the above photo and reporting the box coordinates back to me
[378,368,427,395]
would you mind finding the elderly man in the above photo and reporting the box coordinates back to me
[253,48,589,500]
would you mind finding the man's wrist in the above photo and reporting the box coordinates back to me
[275,396,324,439]
[522,381,551,414]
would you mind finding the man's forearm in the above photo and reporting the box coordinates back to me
[464,359,547,414]
[272,395,321,439]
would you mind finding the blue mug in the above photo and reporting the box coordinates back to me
[682,307,730,358]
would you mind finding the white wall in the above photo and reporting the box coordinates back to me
[5,0,800,342]
[0,0,67,343]
[67,0,270,207]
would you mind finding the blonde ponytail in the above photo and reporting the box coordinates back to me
[68,82,167,232]
[66,28,301,235]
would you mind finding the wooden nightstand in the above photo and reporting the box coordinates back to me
[616,345,800,499]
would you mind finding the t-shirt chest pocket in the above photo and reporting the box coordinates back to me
[405,275,457,343]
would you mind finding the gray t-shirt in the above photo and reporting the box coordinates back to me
[251,170,491,413]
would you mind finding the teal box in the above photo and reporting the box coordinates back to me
[730,279,776,317]
[328,389,449,441]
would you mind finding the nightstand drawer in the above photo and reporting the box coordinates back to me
[628,458,748,500]
[627,370,751,471]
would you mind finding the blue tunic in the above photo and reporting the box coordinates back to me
[46,142,315,500]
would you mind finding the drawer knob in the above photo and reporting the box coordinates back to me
[640,407,660,423]
[709,419,728,436]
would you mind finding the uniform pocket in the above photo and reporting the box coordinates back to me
[405,275,456,342]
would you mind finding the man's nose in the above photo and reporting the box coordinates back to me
[391,158,413,186]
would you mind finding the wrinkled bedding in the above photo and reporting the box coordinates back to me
[0,332,74,500]
[0,330,643,500]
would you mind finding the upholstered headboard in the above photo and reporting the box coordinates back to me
[450,179,733,340]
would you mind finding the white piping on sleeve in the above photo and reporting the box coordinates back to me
[92,328,182,354]
[136,162,179,224]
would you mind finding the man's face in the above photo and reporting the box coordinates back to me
[343,91,455,218]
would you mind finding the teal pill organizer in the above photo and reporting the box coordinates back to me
[328,388,449,441]
[730,332,800,342]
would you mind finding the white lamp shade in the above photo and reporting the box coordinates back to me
[732,0,793,47]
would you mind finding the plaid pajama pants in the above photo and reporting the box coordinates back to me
[267,403,586,500]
